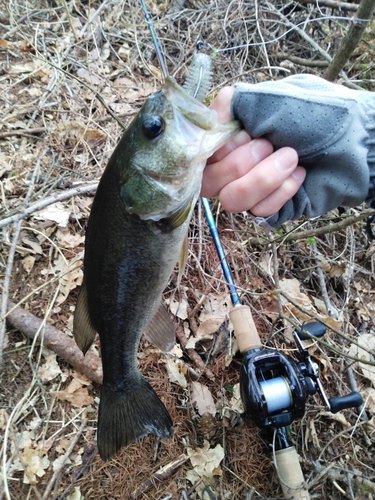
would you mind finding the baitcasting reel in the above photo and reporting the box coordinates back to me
[240,322,363,429]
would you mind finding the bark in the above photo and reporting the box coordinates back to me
[4,299,103,385]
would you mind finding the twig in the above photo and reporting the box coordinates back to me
[175,326,215,379]
[323,0,375,81]
[2,297,103,385]
[311,242,337,318]
[297,0,360,11]
[130,454,188,498]
[0,127,46,138]
[41,411,89,500]
[245,211,373,247]
[0,183,98,229]
[61,0,79,43]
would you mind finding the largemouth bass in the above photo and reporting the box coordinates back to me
[73,75,239,461]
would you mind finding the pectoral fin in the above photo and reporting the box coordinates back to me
[143,301,175,352]
[73,280,97,355]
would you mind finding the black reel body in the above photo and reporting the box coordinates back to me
[240,322,363,429]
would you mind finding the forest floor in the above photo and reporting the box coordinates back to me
[0,1,375,499]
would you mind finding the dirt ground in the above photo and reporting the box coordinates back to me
[1,1,375,499]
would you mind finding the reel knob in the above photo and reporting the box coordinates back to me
[329,392,363,413]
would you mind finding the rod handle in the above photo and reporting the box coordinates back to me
[229,305,262,353]
[275,447,310,500]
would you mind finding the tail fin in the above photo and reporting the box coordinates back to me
[97,378,174,461]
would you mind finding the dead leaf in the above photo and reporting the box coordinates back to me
[52,378,94,407]
[56,228,85,249]
[187,440,224,478]
[22,255,35,273]
[76,68,103,86]
[230,383,244,413]
[165,357,187,388]
[348,334,375,386]
[37,354,62,383]
[197,317,225,338]
[21,235,43,254]
[319,410,351,428]
[8,60,41,75]
[0,39,12,49]
[362,388,375,415]
[168,297,189,320]
[35,202,71,227]
[23,447,50,484]
[190,381,216,416]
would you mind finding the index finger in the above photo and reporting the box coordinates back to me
[208,87,250,163]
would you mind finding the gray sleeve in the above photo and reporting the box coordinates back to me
[231,75,375,227]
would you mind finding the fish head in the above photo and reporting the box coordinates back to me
[119,77,240,220]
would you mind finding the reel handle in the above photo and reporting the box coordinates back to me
[329,391,363,413]
[229,305,262,353]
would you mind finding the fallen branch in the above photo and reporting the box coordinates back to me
[245,211,373,247]
[0,183,98,229]
[3,298,103,385]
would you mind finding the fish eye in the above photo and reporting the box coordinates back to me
[142,115,165,139]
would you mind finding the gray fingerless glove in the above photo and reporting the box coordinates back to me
[231,75,375,227]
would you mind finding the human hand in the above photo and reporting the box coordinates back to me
[202,76,374,227]
[201,87,306,218]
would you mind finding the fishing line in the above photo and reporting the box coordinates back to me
[140,0,169,78]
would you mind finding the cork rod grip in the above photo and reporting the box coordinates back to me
[229,305,262,353]
[275,447,310,500]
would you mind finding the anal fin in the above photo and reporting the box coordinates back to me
[143,300,175,352]
[73,280,97,355]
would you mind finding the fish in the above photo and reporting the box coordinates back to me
[73,74,239,461]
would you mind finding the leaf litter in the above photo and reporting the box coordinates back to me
[0,1,375,499]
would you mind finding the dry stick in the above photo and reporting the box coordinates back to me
[0,127,46,138]
[175,326,215,380]
[130,454,189,499]
[311,242,337,318]
[245,210,373,247]
[41,411,88,500]
[2,297,103,384]
[297,0,360,10]
[0,183,98,229]
[323,0,375,81]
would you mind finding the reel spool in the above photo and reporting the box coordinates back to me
[240,322,363,429]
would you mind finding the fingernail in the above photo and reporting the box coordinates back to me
[249,138,273,162]
[274,147,298,171]
[226,130,251,151]
[292,166,306,182]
